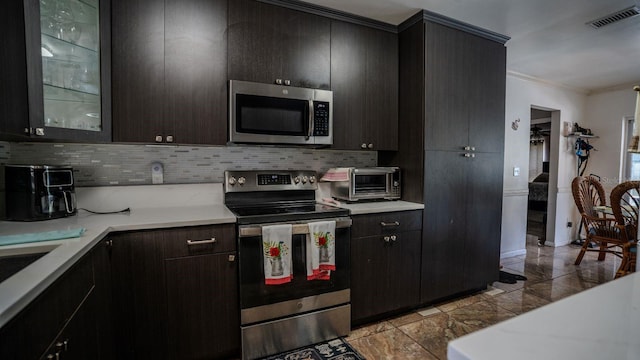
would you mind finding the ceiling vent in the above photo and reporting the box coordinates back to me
[587,5,640,28]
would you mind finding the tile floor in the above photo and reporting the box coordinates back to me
[345,235,623,359]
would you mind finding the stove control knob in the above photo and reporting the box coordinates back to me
[228,177,236,186]
[294,176,300,184]
[302,176,308,184]
[237,176,246,185]
[309,176,316,183]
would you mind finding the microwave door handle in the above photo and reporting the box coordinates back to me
[306,99,314,140]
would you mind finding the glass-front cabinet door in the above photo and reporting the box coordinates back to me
[19,0,111,141]
[40,0,101,130]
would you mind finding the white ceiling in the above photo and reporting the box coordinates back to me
[301,0,640,93]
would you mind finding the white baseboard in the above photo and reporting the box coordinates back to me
[500,249,527,259]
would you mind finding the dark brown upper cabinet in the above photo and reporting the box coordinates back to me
[423,22,506,153]
[112,0,227,145]
[228,0,331,90]
[0,0,111,142]
[331,20,398,151]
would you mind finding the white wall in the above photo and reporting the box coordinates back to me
[501,73,588,257]
[583,87,637,193]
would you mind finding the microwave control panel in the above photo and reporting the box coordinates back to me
[312,102,330,136]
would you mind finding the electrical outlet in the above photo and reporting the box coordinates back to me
[151,162,164,184]
[567,222,572,228]
[513,167,520,177]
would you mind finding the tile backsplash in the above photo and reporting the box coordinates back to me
[6,142,377,187]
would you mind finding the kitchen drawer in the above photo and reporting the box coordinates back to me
[351,210,422,238]
[163,224,236,258]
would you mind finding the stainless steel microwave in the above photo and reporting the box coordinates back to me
[330,167,401,202]
[229,80,333,146]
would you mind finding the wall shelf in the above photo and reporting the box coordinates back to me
[566,133,599,139]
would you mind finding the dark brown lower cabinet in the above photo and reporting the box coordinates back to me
[0,243,103,360]
[40,289,100,360]
[165,254,239,359]
[350,210,422,324]
[110,224,239,360]
[420,150,503,303]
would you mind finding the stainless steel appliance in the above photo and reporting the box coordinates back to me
[224,170,351,360]
[229,80,333,146]
[329,167,401,202]
[5,165,77,221]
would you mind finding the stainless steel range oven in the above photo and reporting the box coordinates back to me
[224,170,352,360]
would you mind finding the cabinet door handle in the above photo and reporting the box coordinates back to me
[390,235,397,242]
[383,236,390,243]
[155,135,163,143]
[361,143,367,149]
[380,221,400,227]
[166,135,174,143]
[186,238,216,246]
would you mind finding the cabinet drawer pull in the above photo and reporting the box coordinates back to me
[380,221,400,227]
[186,238,216,246]
[390,235,397,242]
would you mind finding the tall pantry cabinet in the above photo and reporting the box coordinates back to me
[380,11,508,303]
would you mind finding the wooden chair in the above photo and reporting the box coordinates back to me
[571,176,624,265]
[610,181,639,278]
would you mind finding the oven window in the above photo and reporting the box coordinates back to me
[239,228,350,310]
[354,174,386,193]
[236,94,309,136]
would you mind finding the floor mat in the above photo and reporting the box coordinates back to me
[498,270,528,284]
[259,338,365,360]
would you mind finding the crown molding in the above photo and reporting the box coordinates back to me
[399,9,510,44]
[588,81,640,95]
[257,0,397,33]
[507,71,590,95]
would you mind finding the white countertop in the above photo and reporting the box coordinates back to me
[447,272,640,360]
[0,183,236,329]
[0,182,424,329]
[0,205,236,328]
[319,199,424,215]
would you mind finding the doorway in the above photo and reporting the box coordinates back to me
[527,109,552,245]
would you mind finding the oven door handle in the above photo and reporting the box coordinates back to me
[238,217,352,238]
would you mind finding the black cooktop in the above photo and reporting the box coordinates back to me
[228,203,349,225]
[223,170,350,224]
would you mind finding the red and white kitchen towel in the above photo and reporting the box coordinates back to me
[262,224,293,285]
[306,220,336,280]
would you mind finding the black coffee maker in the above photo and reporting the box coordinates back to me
[5,165,77,221]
